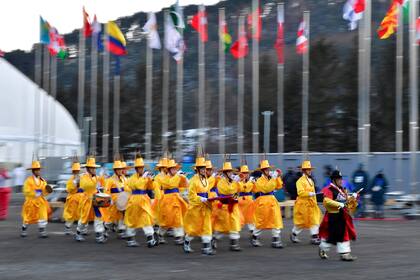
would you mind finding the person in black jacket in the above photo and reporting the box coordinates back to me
[283,167,297,200]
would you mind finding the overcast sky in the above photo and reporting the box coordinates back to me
[0,0,222,52]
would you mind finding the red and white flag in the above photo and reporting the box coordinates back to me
[417,17,420,45]
[190,10,208,42]
[343,0,365,30]
[274,6,284,64]
[230,24,248,59]
[296,19,308,55]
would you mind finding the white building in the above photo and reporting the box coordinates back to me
[0,57,81,165]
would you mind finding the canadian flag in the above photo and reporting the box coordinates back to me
[190,10,208,42]
[296,19,308,55]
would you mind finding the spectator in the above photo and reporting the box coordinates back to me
[0,165,10,187]
[369,170,388,219]
[12,164,26,193]
[351,164,369,218]
[283,167,297,200]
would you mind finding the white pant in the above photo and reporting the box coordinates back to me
[65,221,74,228]
[214,231,240,240]
[159,227,184,237]
[253,228,281,238]
[126,226,154,238]
[319,239,351,254]
[292,225,319,236]
[77,219,104,234]
[246,224,256,232]
[23,220,47,229]
[185,235,212,243]
[117,219,126,231]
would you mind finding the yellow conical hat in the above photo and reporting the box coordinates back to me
[220,161,234,172]
[72,162,81,171]
[167,159,181,169]
[301,160,315,170]
[259,160,272,170]
[240,165,250,173]
[193,157,207,169]
[134,157,145,168]
[155,157,169,170]
[205,160,213,169]
[113,160,124,169]
[27,160,42,170]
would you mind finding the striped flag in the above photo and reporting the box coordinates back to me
[220,19,232,53]
[296,19,308,55]
[106,21,127,56]
[377,1,399,39]
[274,6,284,64]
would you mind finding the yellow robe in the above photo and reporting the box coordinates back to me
[124,174,154,229]
[184,175,212,237]
[78,173,102,224]
[212,177,241,233]
[103,174,126,223]
[21,176,50,224]
[158,174,188,228]
[238,180,255,226]
[293,175,321,228]
[151,172,166,224]
[62,175,83,222]
[253,175,283,230]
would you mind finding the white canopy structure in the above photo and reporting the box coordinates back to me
[0,58,81,165]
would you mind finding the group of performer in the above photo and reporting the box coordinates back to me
[20,152,359,261]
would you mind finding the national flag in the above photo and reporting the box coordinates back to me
[274,6,284,64]
[48,27,68,59]
[83,7,92,38]
[343,0,365,30]
[395,0,410,22]
[417,17,420,45]
[143,12,161,49]
[190,10,208,42]
[247,4,262,40]
[0,49,5,57]
[92,15,103,51]
[220,19,232,53]
[106,21,127,56]
[40,16,51,44]
[296,19,308,55]
[377,1,399,39]
[166,9,185,61]
[170,0,185,32]
[230,25,248,59]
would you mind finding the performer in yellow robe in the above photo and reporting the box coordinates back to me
[237,165,256,234]
[104,160,127,238]
[152,157,168,243]
[158,159,188,245]
[63,161,82,235]
[212,161,242,252]
[183,157,214,255]
[251,160,284,248]
[291,160,322,245]
[21,160,51,238]
[74,157,107,244]
[124,156,157,248]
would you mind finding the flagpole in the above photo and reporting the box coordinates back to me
[50,55,57,156]
[301,11,310,155]
[77,27,86,155]
[395,4,404,192]
[145,13,153,160]
[113,68,120,155]
[90,27,98,155]
[218,8,226,155]
[162,9,170,152]
[252,0,260,154]
[42,46,50,156]
[102,31,110,162]
[277,2,285,155]
[238,15,245,155]
[34,44,42,152]
[198,4,206,148]
[408,0,419,197]
[176,23,184,160]
[363,0,372,167]
[357,10,365,162]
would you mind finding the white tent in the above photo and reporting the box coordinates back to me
[0,57,81,165]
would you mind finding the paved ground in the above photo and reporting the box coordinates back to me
[1,195,419,280]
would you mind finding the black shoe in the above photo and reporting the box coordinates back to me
[20,226,28,238]
[290,233,300,243]
[158,234,167,244]
[95,233,107,244]
[38,228,48,239]
[340,253,357,261]
[311,235,321,245]
[126,236,139,247]
[174,236,184,245]
[319,248,328,259]
[211,237,218,250]
[146,235,157,248]
[250,235,262,247]
[202,242,215,255]
[230,239,242,252]
[271,237,284,249]
[183,240,194,253]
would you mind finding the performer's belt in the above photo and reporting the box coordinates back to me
[164,188,179,194]
[110,188,122,193]
[93,206,102,218]
[197,192,208,199]
[132,190,148,195]
[239,192,253,197]
[77,188,84,193]
[255,191,274,197]
[210,187,218,193]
